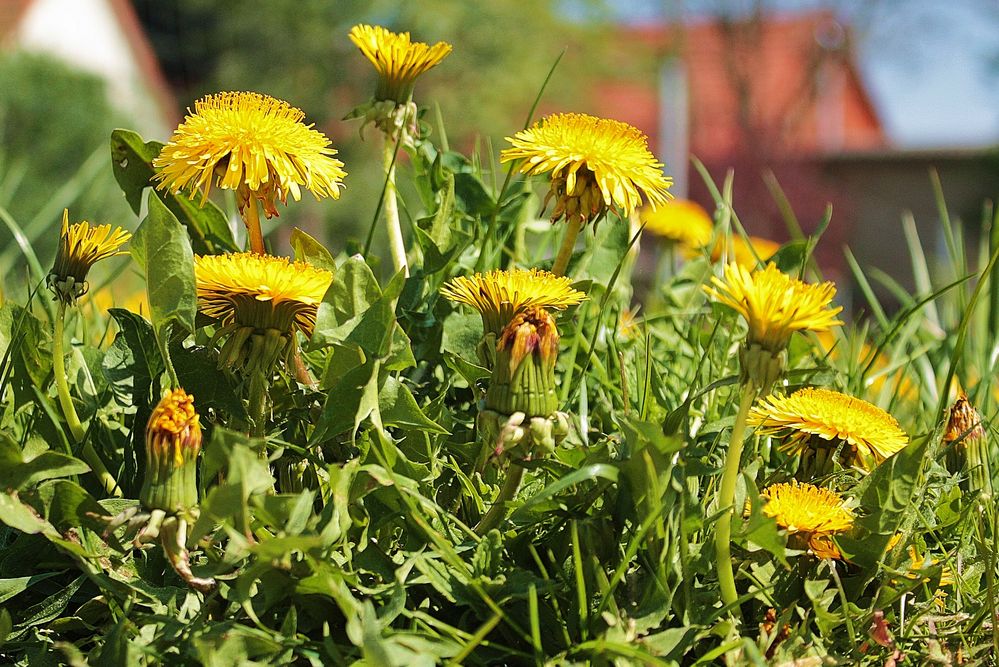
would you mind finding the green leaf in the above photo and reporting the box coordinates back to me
[131,192,198,336]
[172,344,247,420]
[192,428,274,542]
[0,432,89,490]
[838,434,930,569]
[33,480,110,534]
[10,574,85,638]
[110,128,235,254]
[453,172,495,217]
[290,227,336,272]
[320,255,382,327]
[312,358,381,443]
[511,464,619,522]
[0,572,61,606]
[379,376,449,435]
[102,308,162,409]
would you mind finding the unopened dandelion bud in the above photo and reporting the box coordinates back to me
[141,389,202,514]
[486,307,559,417]
[944,394,990,497]
[47,209,131,306]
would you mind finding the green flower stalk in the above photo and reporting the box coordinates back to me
[48,209,129,497]
[348,24,452,276]
[703,262,843,616]
[141,388,203,514]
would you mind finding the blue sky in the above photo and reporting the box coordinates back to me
[608,0,999,148]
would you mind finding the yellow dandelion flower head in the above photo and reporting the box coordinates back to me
[153,92,346,218]
[762,481,854,559]
[703,262,843,351]
[749,387,909,470]
[349,24,452,104]
[640,199,714,248]
[147,388,202,467]
[500,113,673,225]
[195,252,333,337]
[49,209,131,305]
[440,268,586,335]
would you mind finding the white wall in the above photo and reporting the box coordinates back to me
[15,0,171,138]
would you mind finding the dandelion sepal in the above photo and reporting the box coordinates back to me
[739,343,787,392]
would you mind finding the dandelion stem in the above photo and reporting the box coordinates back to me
[53,302,121,497]
[382,132,409,277]
[475,464,524,534]
[243,196,266,255]
[248,372,268,439]
[715,381,757,618]
[551,221,582,276]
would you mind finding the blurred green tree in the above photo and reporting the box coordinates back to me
[0,53,133,290]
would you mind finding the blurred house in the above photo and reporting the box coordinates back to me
[0,0,176,137]
[597,10,999,291]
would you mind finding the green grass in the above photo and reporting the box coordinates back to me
[0,83,997,667]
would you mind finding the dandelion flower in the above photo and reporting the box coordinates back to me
[440,268,586,336]
[153,92,346,219]
[48,209,131,305]
[196,252,332,337]
[141,388,202,513]
[195,253,333,373]
[704,262,842,353]
[349,24,452,104]
[501,113,673,225]
[761,481,854,559]
[749,387,908,471]
[640,199,713,248]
